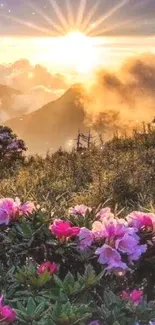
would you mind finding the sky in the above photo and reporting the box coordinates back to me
[0,0,155,75]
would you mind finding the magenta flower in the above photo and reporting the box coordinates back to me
[121,289,143,305]
[0,198,17,225]
[0,197,35,224]
[69,204,92,217]
[38,261,58,275]
[49,219,80,241]
[19,201,35,215]
[1,306,16,323]
[0,296,16,323]
[127,211,155,231]
[78,227,94,250]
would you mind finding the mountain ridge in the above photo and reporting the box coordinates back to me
[5,84,88,153]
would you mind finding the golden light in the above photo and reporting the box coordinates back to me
[28,72,34,79]
[52,30,99,74]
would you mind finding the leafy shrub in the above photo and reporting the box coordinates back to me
[0,126,26,178]
[0,198,155,324]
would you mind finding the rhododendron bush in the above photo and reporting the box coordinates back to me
[1,200,155,324]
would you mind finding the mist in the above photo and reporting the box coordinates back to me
[83,53,155,139]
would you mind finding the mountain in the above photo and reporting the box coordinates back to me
[5,85,88,154]
[0,85,21,121]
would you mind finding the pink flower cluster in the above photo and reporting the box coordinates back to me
[121,289,143,305]
[49,219,80,242]
[38,261,58,275]
[77,207,147,274]
[0,197,35,225]
[127,211,155,231]
[0,296,16,323]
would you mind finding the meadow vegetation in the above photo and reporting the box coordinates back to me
[0,124,155,324]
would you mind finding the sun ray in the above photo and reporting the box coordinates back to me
[89,18,142,37]
[65,0,74,30]
[81,1,100,32]
[0,13,52,35]
[76,0,87,29]
[49,0,69,31]
[85,0,130,34]
[27,1,64,35]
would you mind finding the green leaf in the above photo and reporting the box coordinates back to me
[27,297,37,316]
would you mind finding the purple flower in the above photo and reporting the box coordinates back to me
[115,233,139,254]
[95,244,121,265]
[106,260,129,274]
[95,244,129,273]
[69,205,92,217]
[78,227,94,250]
[128,244,147,262]
[88,321,101,325]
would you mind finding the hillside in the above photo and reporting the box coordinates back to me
[0,84,21,121]
[5,84,88,153]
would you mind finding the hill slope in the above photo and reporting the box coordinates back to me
[5,85,88,153]
[0,84,21,121]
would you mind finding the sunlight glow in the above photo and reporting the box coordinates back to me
[56,31,99,73]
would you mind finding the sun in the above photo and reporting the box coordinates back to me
[54,30,99,74]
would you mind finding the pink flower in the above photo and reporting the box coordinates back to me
[121,289,143,305]
[1,306,16,323]
[0,198,17,225]
[127,211,155,231]
[88,321,100,325]
[78,227,94,250]
[0,296,16,323]
[49,219,80,240]
[69,205,92,217]
[19,201,35,215]
[96,207,114,221]
[38,261,58,275]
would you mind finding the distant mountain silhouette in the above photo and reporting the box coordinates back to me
[0,85,21,121]
[5,84,88,153]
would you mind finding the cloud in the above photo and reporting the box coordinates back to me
[83,53,155,138]
[0,59,68,122]
[0,59,68,92]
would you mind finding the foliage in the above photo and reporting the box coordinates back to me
[0,197,155,324]
[0,126,26,178]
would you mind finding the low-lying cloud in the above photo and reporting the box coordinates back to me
[0,59,68,121]
[83,53,155,138]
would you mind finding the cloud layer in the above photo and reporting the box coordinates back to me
[83,53,155,138]
[0,59,68,121]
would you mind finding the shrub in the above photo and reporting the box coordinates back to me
[0,126,26,178]
[0,198,155,324]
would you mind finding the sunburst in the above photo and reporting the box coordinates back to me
[0,0,145,74]
[0,0,133,37]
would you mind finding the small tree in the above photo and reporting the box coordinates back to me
[0,126,26,167]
